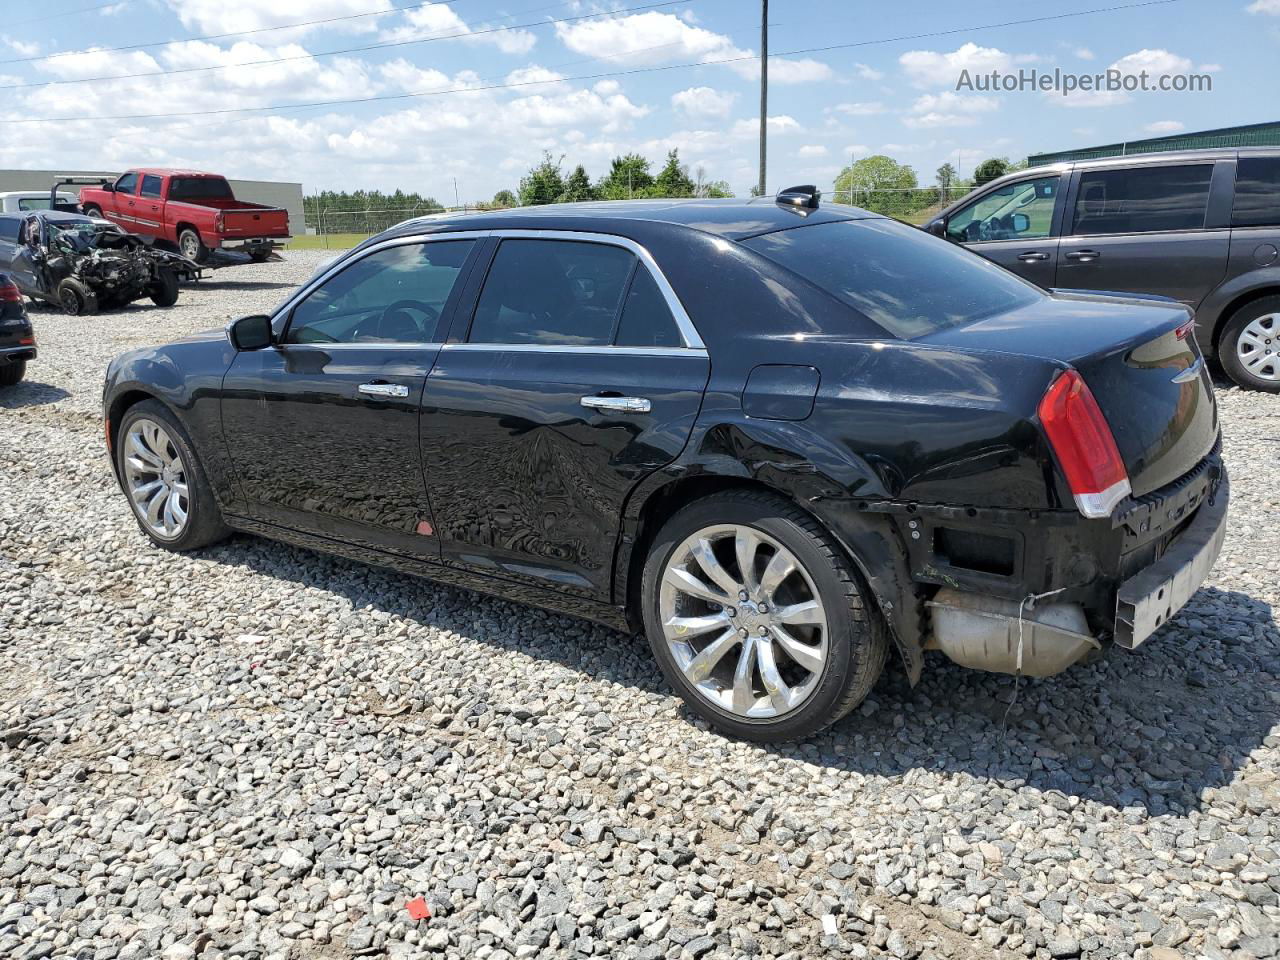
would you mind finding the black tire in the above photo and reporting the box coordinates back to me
[115,399,231,552]
[82,205,103,218]
[56,278,98,316]
[149,269,180,307]
[178,228,208,264]
[0,361,25,387]
[640,490,889,742]
[249,250,271,263]
[1220,296,1280,392]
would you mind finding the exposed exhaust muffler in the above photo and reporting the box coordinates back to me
[925,588,1100,677]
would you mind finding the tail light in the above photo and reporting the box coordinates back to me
[1038,369,1131,519]
[215,212,225,232]
[0,279,21,302]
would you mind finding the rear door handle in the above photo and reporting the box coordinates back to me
[1065,250,1101,262]
[1017,252,1050,262]
[581,395,651,414]
[358,382,409,399]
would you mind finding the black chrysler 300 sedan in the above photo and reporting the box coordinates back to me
[103,192,1228,741]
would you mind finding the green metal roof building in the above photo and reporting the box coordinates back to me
[1028,120,1280,166]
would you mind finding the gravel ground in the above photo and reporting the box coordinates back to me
[2,249,1279,960]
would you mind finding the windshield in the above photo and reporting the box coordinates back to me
[169,177,234,201]
[49,221,118,252]
[741,218,1044,339]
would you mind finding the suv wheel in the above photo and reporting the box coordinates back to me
[0,361,25,387]
[116,400,230,551]
[1221,296,1280,392]
[640,491,888,742]
[57,278,98,316]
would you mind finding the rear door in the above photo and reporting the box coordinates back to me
[945,173,1065,288]
[135,174,167,240]
[220,236,480,556]
[420,232,710,601]
[1056,161,1231,308]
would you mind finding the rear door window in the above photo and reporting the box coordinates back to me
[469,239,635,346]
[1071,164,1213,236]
[614,267,684,348]
[140,175,164,199]
[1233,157,1280,227]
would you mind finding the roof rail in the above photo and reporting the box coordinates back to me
[777,184,821,209]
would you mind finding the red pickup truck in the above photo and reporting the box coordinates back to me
[80,169,291,264]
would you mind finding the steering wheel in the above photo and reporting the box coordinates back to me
[383,299,439,324]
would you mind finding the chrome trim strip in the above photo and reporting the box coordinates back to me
[270,227,706,351]
[441,343,705,357]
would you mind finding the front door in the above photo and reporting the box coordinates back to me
[421,235,710,601]
[103,172,139,230]
[946,174,1064,288]
[1056,162,1230,309]
[0,216,42,296]
[220,237,479,556]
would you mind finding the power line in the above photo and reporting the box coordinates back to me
[0,0,486,65]
[1,0,688,90]
[5,1,128,29]
[8,0,1187,125]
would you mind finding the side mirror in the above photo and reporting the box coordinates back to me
[925,219,946,238]
[1011,212,1031,234]
[229,314,273,350]
[103,183,115,193]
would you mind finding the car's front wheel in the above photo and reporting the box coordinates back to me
[641,491,888,742]
[57,278,97,316]
[1221,296,1280,392]
[149,269,180,307]
[116,400,229,551]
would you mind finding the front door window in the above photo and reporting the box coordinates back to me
[947,176,1060,244]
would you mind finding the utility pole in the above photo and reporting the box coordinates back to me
[758,0,768,197]
[453,177,461,211]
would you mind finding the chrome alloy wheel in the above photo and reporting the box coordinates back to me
[1237,313,1280,382]
[659,523,829,719]
[122,418,190,539]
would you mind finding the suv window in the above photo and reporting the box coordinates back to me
[140,175,164,199]
[1233,157,1280,227]
[743,218,1043,339]
[469,239,635,346]
[0,216,19,242]
[286,240,474,345]
[946,175,1059,243]
[615,268,683,348]
[114,173,139,196]
[1071,164,1212,236]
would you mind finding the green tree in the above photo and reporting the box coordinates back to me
[491,189,517,208]
[652,149,696,198]
[972,157,1012,187]
[561,164,597,202]
[597,153,654,199]
[519,152,566,206]
[936,162,957,204]
[834,155,922,217]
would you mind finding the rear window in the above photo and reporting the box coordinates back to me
[169,177,234,201]
[740,218,1043,339]
[1233,157,1280,227]
[1071,164,1212,235]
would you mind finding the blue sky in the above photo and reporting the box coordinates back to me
[1,0,1272,202]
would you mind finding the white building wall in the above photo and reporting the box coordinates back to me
[0,169,307,234]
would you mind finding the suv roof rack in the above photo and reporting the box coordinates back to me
[777,184,821,209]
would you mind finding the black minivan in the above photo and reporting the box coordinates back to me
[927,148,1280,391]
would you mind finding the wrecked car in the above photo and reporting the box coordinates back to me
[0,210,201,315]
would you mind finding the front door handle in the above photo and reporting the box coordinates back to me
[1065,250,1101,262]
[581,395,651,414]
[358,382,409,399]
[1017,251,1050,262]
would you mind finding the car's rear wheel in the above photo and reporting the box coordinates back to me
[116,400,229,551]
[149,268,180,307]
[1221,296,1280,393]
[56,278,97,316]
[0,361,25,387]
[178,228,208,264]
[640,491,888,742]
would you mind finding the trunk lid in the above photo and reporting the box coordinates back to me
[219,207,290,239]
[919,292,1218,498]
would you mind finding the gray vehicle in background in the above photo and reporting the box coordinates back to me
[926,148,1280,391]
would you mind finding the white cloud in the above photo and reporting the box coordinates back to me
[899,43,1020,88]
[555,11,737,65]
[903,92,998,128]
[671,86,736,119]
[161,0,392,37]
[1144,120,1186,134]
[379,59,451,93]
[798,144,829,158]
[384,2,536,55]
[2,35,39,57]
[1111,48,1192,77]
[1248,0,1280,13]
[1074,47,1095,61]
[730,116,801,138]
[832,101,887,116]
[854,63,883,81]
[505,66,565,88]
